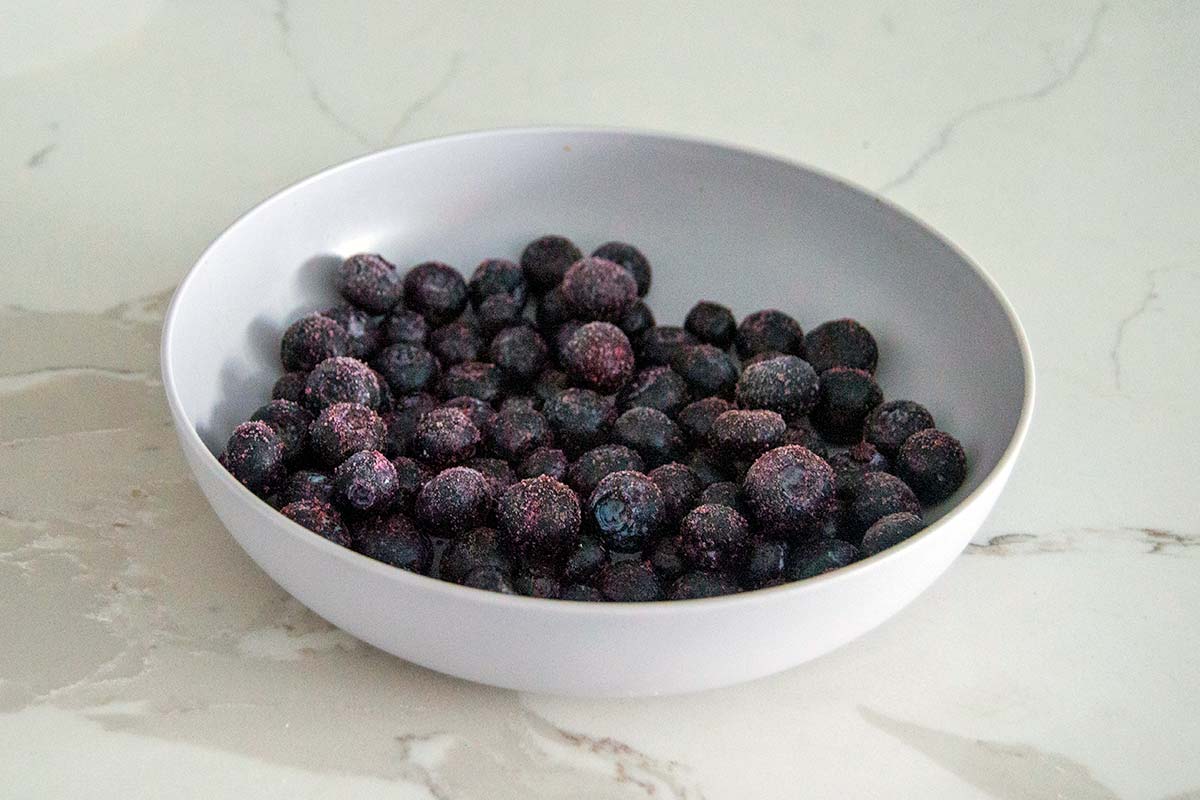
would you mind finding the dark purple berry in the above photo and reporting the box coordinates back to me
[250,399,313,462]
[489,326,549,384]
[500,395,540,414]
[389,455,432,515]
[597,560,662,602]
[684,301,737,348]
[829,441,891,499]
[336,253,402,314]
[438,526,510,584]
[468,258,527,308]
[649,537,685,582]
[698,481,747,516]
[586,470,665,552]
[441,395,496,433]
[350,512,431,572]
[865,400,936,457]
[743,445,835,538]
[281,313,350,371]
[612,407,686,468]
[497,475,581,564]
[372,343,439,396]
[562,535,607,584]
[462,566,515,593]
[742,350,786,367]
[591,241,651,296]
[846,471,921,538]
[532,368,571,404]
[466,457,515,498]
[686,448,730,486]
[334,449,398,513]
[669,571,738,600]
[429,321,482,365]
[561,257,638,322]
[371,369,396,413]
[648,462,703,526]
[477,293,525,337]
[679,504,751,571]
[739,538,788,589]
[521,235,583,291]
[636,326,696,367]
[786,538,859,580]
[416,467,494,535]
[280,499,350,546]
[735,310,804,359]
[518,446,569,481]
[671,344,738,399]
[676,397,733,444]
[804,318,878,374]
[561,584,605,602]
[552,320,585,364]
[403,261,467,325]
[895,429,967,504]
[323,304,382,359]
[272,370,308,403]
[861,512,925,557]
[513,568,561,598]
[619,366,690,416]
[381,309,429,346]
[309,402,385,467]
[560,322,635,393]
[542,388,616,456]
[302,356,381,412]
[283,470,335,506]
[811,367,884,444]
[618,300,655,340]
[735,355,819,421]
[487,407,553,462]
[410,407,480,466]
[565,444,645,497]
[535,286,573,332]
[780,419,829,459]
[708,409,787,460]
[219,421,286,496]
[380,393,437,457]
[437,361,502,403]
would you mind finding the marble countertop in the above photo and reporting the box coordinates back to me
[3,1,1198,797]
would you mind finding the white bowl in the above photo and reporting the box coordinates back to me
[162,128,1034,697]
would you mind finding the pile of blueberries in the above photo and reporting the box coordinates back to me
[218,236,967,601]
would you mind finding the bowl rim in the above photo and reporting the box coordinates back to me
[161,125,1035,616]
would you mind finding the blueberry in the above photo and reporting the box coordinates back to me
[543,388,617,456]
[309,402,385,467]
[416,467,494,535]
[372,343,440,396]
[735,310,804,359]
[334,449,398,513]
[708,409,787,460]
[552,320,585,365]
[381,309,429,346]
[676,397,733,444]
[618,300,655,340]
[811,367,883,444]
[350,512,432,572]
[561,584,605,601]
[303,356,382,412]
[780,419,829,459]
[686,448,730,486]
[403,261,467,325]
[618,366,690,416]
[429,321,483,365]
[648,462,703,526]
[846,471,921,538]
[437,361,502,403]
[586,470,665,552]
[861,512,925,556]
[437,526,510,584]
[560,322,635,393]
[895,429,967,504]
[565,444,645,497]
[513,568,562,598]
[684,301,737,348]
[804,318,878,374]
[465,456,516,497]
[561,257,639,322]
[669,571,739,600]
[649,537,685,582]
[280,499,351,546]
[272,370,308,403]
[410,407,480,466]
[635,326,697,367]
[828,441,891,499]
[379,393,437,457]
[487,407,553,462]
[219,421,286,496]
[532,368,571,405]
[489,326,549,384]
[743,445,835,538]
[336,253,403,314]
[735,355,819,421]
[562,534,607,584]
[518,446,569,481]
[468,258,527,308]
[786,538,859,580]
[698,481,747,517]
[250,399,313,462]
[282,470,335,506]
[864,400,936,457]
[462,566,515,594]
[323,304,383,360]
[535,286,573,332]
[612,407,686,468]
[281,313,350,371]
[521,235,583,292]
[500,395,541,414]
[739,538,789,589]
[497,475,581,565]
[591,241,652,296]
[477,293,526,337]
[671,344,739,399]
[440,395,496,433]
[597,560,662,602]
[678,504,751,571]
[389,455,432,515]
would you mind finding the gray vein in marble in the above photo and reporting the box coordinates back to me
[1109,265,1197,390]
[384,51,464,143]
[967,526,1200,557]
[26,143,57,168]
[878,2,1107,192]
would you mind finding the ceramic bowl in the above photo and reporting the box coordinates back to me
[162,128,1034,696]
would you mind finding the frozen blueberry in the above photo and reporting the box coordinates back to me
[535,286,573,332]
[381,309,429,346]
[561,257,638,322]
[521,235,582,291]
[686,448,730,486]
[429,321,483,365]
[280,499,351,546]
[310,402,385,467]
[676,397,733,444]
[895,429,967,504]
[565,444,645,497]
[487,407,553,462]
[671,344,739,399]
[814,495,851,541]
[636,326,697,367]
[562,534,607,584]
[864,400,936,457]
[380,393,437,457]
[250,399,313,462]
[742,350,786,367]
[679,504,751,571]
[272,370,308,403]
[698,481,747,517]
[518,446,569,481]
[219,421,286,496]
[597,560,662,602]
[743,445,835,538]
[739,538,789,589]
[786,538,859,580]
[552,320,585,364]
[334,449,398,513]
[500,395,541,414]
[477,293,526,337]
[735,310,804,359]
[466,457,516,497]
[416,467,493,535]
[591,241,652,296]
[861,512,925,557]
[846,471,921,538]
[373,343,440,396]
[648,462,703,526]
[780,419,829,459]
[462,566,515,594]
[618,300,655,340]
[351,512,431,572]
[489,326,549,384]
[619,366,690,416]
[735,355,819,421]
[441,395,496,433]
[561,584,605,602]
[336,253,403,314]
[684,301,737,348]
[560,322,635,393]
[437,526,510,584]
[669,571,739,600]
[811,367,883,444]
[586,470,665,552]
[403,261,468,325]
[828,441,891,499]
[371,369,396,413]
[437,361,502,403]
[613,407,686,468]
[513,568,562,599]
[282,470,335,506]
[497,475,581,564]
[804,318,878,375]
[410,407,480,466]
[281,313,350,371]
[303,356,382,412]
[322,304,382,360]
[532,368,571,405]
[468,258,527,308]
[649,537,685,582]
[708,410,787,460]
[389,455,432,515]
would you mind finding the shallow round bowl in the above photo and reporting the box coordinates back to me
[162,128,1034,697]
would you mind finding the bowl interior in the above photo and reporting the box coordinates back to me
[167,129,1027,522]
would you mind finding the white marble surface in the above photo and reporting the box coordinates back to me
[2,1,1198,797]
